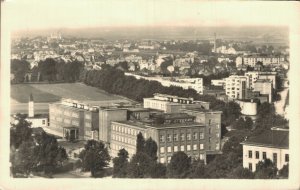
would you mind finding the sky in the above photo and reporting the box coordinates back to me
[2,0,299,32]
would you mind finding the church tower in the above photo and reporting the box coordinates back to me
[28,93,34,117]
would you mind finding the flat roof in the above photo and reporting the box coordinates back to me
[113,120,205,129]
[182,107,222,113]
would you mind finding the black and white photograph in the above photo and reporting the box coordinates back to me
[0,1,300,190]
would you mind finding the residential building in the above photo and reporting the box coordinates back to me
[245,71,277,90]
[143,93,210,113]
[211,79,226,87]
[241,128,289,172]
[253,79,273,103]
[225,75,249,100]
[236,56,284,67]
[125,73,204,94]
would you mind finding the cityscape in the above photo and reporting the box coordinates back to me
[9,27,289,179]
[1,1,299,190]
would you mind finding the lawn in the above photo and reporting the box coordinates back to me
[11,84,61,103]
[11,83,124,103]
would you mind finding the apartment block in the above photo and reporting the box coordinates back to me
[225,75,249,100]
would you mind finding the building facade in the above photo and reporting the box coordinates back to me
[143,93,210,113]
[110,113,210,164]
[225,75,249,100]
[49,99,99,140]
[241,128,289,172]
[253,79,273,103]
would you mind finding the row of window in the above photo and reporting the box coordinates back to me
[111,125,142,136]
[248,150,289,163]
[51,108,80,118]
[159,132,205,142]
[112,134,137,145]
[160,144,204,153]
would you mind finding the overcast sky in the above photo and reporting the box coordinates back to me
[2,0,299,31]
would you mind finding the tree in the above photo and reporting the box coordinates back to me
[10,140,35,177]
[136,132,145,154]
[144,137,158,161]
[149,162,167,178]
[79,140,110,177]
[112,148,129,178]
[244,117,253,130]
[278,164,288,178]
[228,166,254,179]
[254,159,278,179]
[189,159,206,178]
[10,59,30,83]
[127,152,152,178]
[10,114,33,149]
[167,151,191,178]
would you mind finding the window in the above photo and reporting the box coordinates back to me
[42,120,46,125]
[180,145,185,151]
[187,133,191,140]
[160,147,165,153]
[249,163,253,171]
[193,132,197,140]
[208,128,211,134]
[180,133,185,141]
[208,119,212,125]
[285,154,289,162]
[167,156,171,163]
[167,134,172,142]
[112,135,115,140]
[255,151,259,159]
[263,152,267,159]
[160,157,165,163]
[208,137,211,142]
[200,144,204,150]
[273,153,277,166]
[216,143,220,150]
[200,132,204,139]
[248,150,252,158]
[216,133,220,138]
[112,125,115,131]
[200,154,204,160]
[174,146,178,152]
[167,146,172,153]
[187,145,191,151]
[160,135,165,142]
[173,134,178,141]
[193,144,197,150]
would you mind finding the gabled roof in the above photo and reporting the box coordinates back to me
[241,129,289,149]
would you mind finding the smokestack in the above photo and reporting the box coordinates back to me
[214,33,217,53]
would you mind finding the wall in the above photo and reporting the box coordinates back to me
[235,100,257,116]
[243,144,289,172]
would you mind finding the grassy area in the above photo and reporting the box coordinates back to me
[11,84,61,103]
[11,83,125,103]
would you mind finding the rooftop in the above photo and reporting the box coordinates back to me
[113,120,204,129]
[241,129,289,149]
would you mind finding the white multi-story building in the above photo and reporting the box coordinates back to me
[236,56,285,67]
[143,93,210,113]
[245,71,277,90]
[225,75,249,99]
[125,73,204,94]
[241,128,289,172]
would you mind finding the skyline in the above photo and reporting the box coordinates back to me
[3,1,299,32]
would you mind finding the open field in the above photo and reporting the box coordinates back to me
[11,84,61,103]
[11,83,125,103]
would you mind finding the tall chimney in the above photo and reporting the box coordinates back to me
[214,33,217,53]
[28,93,34,117]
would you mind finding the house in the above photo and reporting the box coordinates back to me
[241,128,289,172]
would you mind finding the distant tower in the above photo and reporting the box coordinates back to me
[214,33,217,53]
[28,93,34,117]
